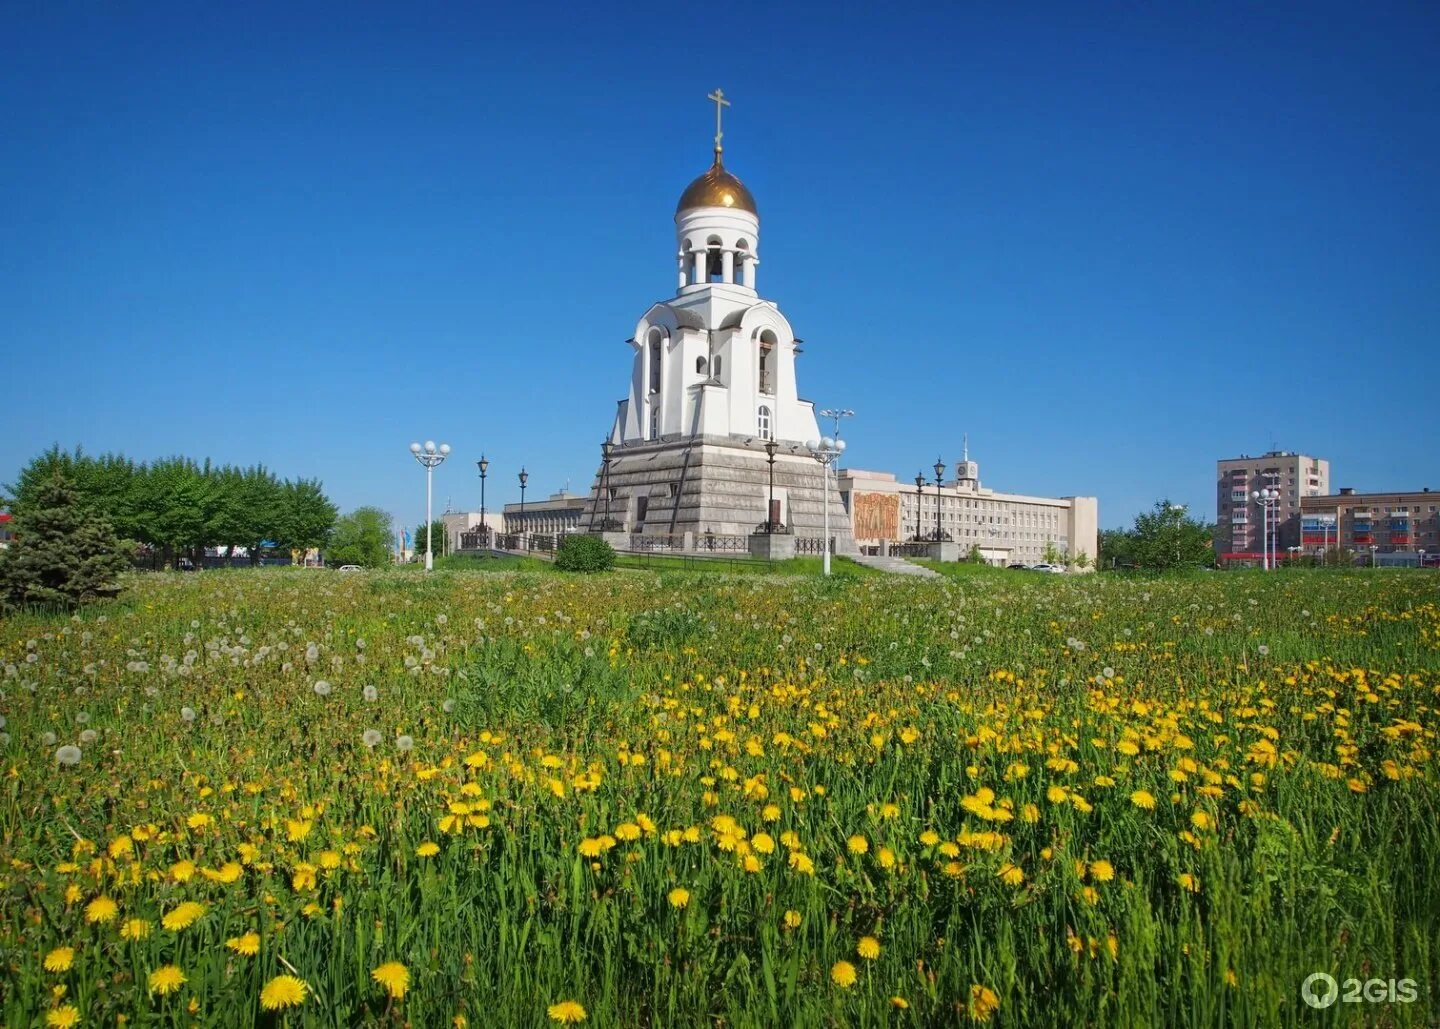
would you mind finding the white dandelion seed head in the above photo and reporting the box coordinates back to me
[55,744,82,766]
[42,731,57,746]
[181,706,197,722]
[362,729,382,748]
[1102,666,1115,679]
[313,680,332,697]
[396,735,414,752]
[79,729,98,744]
[1257,645,1270,657]
[363,685,378,702]
[442,699,456,714]
[75,712,90,725]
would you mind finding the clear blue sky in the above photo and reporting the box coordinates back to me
[3,2,1437,531]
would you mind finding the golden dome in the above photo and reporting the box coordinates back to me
[676,153,757,215]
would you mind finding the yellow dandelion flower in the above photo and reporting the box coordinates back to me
[1177,872,1199,892]
[751,832,775,854]
[783,910,802,929]
[1190,810,1213,832]
[878,846,897,870]
[830,960,857,988]
[161,901,205,932]
[890,996,910,1009]
[846,834,869,855]
[318,850,342,870]
[120,919,151,941]
[46,1004,81,1028]
[667,887,690,909]
[148,965,186,996]
[225,932,260,957]
[857,936,881,960]
[998,863,1025,886]
[968,984,1000,1021]
[44,947,74,973]
[84,896,118,924]
[1090,860,1115,883]
[371,961,410,1000]
[416,842,440,857]
[547,1000,587,1023]
[1130,790,1157,810]
[787,851,814,876]
[919,830,940,847]
[260,974,308,1010]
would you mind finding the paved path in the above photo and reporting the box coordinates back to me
[850,554,942,578]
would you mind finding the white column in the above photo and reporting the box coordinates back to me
[693,250,706,284]
[721,248,734,283]
[747,257,759,291]
[640,343,651,440]
[677,252,687,290]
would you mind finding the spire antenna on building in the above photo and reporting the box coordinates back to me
[707,88,730,160]
[963,433,969,463]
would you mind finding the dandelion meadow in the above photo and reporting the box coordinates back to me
[1,568,1437,1025]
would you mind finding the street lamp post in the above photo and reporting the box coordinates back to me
[600,441,614,528]
[409,440,451,571]
[806,435,847,576]
[476,454,489,548]
[914,473,925,541]
[1251,488,1280,570]
[933,457,947,542]
[518,467,529,541]
[1370,543,1379,569]
[764,439,779,532]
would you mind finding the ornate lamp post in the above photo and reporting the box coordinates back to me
[600,440,614,528]
[409,440,450,571]
[518,467,530,539]
[913,473,925,541]
[476,454,489,547]
[1250,488,1280,570]
[933,457,947,542]
[806,435,847,576]
[764,438,779,532]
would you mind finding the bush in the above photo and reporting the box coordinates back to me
[555,534,616,572]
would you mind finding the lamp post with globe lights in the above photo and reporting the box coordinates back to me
[1250,488,1280,570]
[763,439,779,532]
[409,440,451,571]
[518,467,530,541]
[806,435,846,576]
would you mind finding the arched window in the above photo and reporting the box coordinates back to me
[648,329,663,394]
[758,329,776,395]
[713,355,723,380]
[695,356,708,375]
[706,235,724,283]
[757,405,772,441]
[735,239,750,287]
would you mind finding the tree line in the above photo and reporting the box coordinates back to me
[1098,499,1216,571]
[6,446,338,568]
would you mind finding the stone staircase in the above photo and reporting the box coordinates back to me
[850,553,942,578]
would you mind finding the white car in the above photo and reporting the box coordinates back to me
[337,565,363,572]
[1030,563,1066,574]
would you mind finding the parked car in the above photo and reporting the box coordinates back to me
[1007,563,1029,570]
[176,558,196,572]
[1030,563,1066,574]
[337,565,363,572]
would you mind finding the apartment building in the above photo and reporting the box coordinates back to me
[1300,488,1440,563]
[1215,451,1329,560]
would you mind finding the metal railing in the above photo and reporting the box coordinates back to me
[695,533,749,552]
[794,536,835,555]
[889,542,931,558]
[630,534,684,552]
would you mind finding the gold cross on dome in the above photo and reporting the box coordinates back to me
[707,88,730,155]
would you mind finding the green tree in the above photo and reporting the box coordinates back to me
[1129,500,1213,571]
[1098,528,1137,570]
[967,543,983,563]
[275,479,338,560]
[412,520,450,562]
[1042,540,1063,565]
[0,472,131,611]
[328,507,395,568]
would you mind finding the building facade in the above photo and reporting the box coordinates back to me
[502,491,589,537]
[579,99,855,551]
[1215,451,1330,560]
[838,450,1098,567]
[1300,488,1440,564]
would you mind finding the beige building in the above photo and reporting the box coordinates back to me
[837,449,1097,567]
[502,490,589,536]
[1215,451,1330,559]
[1301,488,1440,565]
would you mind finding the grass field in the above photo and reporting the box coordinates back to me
[1,567,1437,1026]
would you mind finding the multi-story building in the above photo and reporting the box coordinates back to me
[1301,488,1440,565]
[837,448,1097,567]
[502,490,590,536]
[1215,451,1329,560]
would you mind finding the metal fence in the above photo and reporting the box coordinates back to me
[630,534,685,552]
[889,542,931,558]
[794,536,836,555]
[695,533,749,552]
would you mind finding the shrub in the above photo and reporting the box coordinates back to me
[555,534,616,572]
